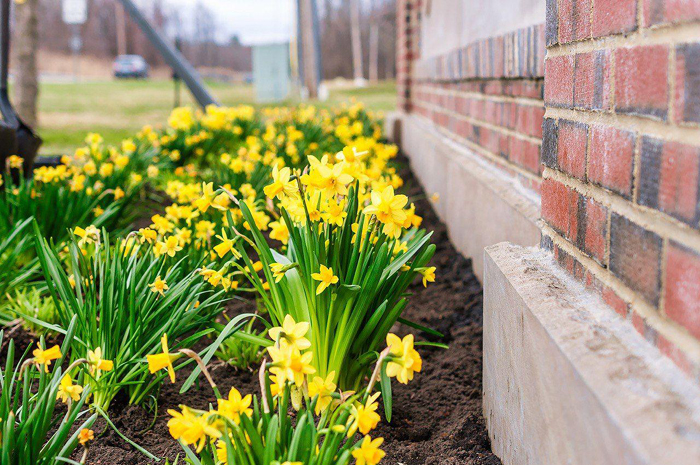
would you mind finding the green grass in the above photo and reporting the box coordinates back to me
[37,79,396,155]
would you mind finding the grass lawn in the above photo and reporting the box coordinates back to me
[36,79,396,155]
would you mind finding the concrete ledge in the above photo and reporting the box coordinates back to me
[483,242,700,465]
[386,112,541,279]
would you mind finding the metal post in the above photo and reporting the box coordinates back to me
[118,0,218,108]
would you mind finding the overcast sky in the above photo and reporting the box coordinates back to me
[159,0,296,45]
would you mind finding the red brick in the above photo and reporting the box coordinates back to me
[609,213,662,306]
[592,0,637,37]
[515,105,545,138]
[557,120,588,180]
[615,45,669,120]
[603,286,629,317]
[545,55,575,107]
[588,125,636,197]
[573,50,612,110]
[658,333,694,377]
[542,178,580,242]
[643,0,700,27]
[674,43,700,125]
[582,197,608,264]
[665,242,700,340]
[638,137,700,225]
[510,137,541,174]
[559,0,592,43]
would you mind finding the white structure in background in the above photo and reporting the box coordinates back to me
[252,43,291,103]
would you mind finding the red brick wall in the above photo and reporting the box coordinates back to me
[542,0,700,379]
[396,5,547,193]
[396,0,700,380]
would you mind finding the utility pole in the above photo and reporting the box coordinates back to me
[350,0,365,86]
[368,0,379,82]
[298,0,319,99]
[115,1,127,56]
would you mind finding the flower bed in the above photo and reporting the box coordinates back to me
[0,103,499,464]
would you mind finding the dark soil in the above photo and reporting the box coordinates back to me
[4,157,500,464]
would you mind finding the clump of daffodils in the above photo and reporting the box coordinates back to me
[217,145,435,396]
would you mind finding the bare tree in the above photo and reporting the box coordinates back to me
[350,0,364,85]
[14,0,39,128]
[368,0,379,82]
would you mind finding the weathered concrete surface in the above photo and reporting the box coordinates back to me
[386,113,541,280]
[483,242,700,465]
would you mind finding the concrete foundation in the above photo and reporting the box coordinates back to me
[483,242,700,465]
[386,113,541,279]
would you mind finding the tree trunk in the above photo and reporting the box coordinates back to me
[14,0,39,128]
[368,0,379,82]
[299,0,319,99]
[350,0,364,85]
[115,1,128,56]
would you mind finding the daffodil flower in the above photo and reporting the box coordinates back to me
[352,435,386,465]
[216,387,253,424]
[385,333,422,384]
[266,341,315,387]
[149,276,169,296]
[87,347,114,374]
[147,334,180,383]
[57,374,84,403]
[167,406,221,452]
[308,371,337,414]
[347,392,381,437]
[78,428,94,446]
[268,315,311,351]
[32,343,62,372]
[311,265,339,295]
[419,266,436,287]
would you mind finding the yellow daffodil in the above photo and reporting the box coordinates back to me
[155,236,182,257]
[268,315,311,351]
[57,374,84,403]
[269,262,287,283]
[149,276,169,296]
[264,165,297,200]
[311,265,339,295]
[352,435,386,465]
[74,225,100,247]
[33,343,62,372]
[347,392,381,437]
[385,333,422,384]
[216,387,253,424]
[78,428,94,446]
[167,406,221,452]
[147,334,180,383]
[139,227,158,244]
[269,220,290,244]
[214,229,239,259]
[194,182,216,212]
[87,347,114,374]
[267,341,315,387]
[7,155,23,169]
[308,371,337,414]
[419,266,436,287]
[363,186,408,238]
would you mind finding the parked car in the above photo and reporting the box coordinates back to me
[113,55,149,79]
